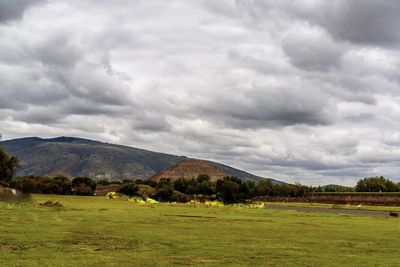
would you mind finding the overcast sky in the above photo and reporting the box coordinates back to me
[1,0,400,185]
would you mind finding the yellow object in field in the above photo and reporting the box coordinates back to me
[128,197,145,204]
[187,200,201,206]
[145,198,158,204]
[245,202,265,209]
[105,192,118,199]
[205,200,224,207]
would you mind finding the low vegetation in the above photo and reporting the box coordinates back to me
[0,146,18,186]
[2,145,400,204]
[1,194,400,266]
[2,143,400,265]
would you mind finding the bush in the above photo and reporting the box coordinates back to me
[0,146,18,185]
[71,177,95,195]
[118,183,139,197]
[10,176,39,193]
[154,186,174,201]
[196,174,210,183]
[154,178,174,201]
[41,176,72,195]
[173,190,189,203]
[10,176,72,195]
[216,177,241,204]
[137,184,156,198]
[74,185,94,196]
[72,177,96,191]
[255,179,273,196]
[97,179,111,186]
[173,178,189,193]
[356,176,399,192]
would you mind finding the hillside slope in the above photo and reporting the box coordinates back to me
[0,136,282,183]
[0,137,185,180]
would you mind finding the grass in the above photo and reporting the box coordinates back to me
[266,201,400,212]
[313,192,400,195]
[1,195,400,266]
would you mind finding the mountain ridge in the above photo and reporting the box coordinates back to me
[0,136,283,183]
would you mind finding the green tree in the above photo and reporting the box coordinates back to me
[0,146,18,185]
[154,178,174,201]
[271,184,293,197]
[42,176,72,195]
[255,179,273,196]
[355,176,399,192]
[174,178,189,193]
[216,176,241,204]
[196,174,210,183]
[97,179,111,186]
[314,186,323,192]
[11,176,72,195]
[72,177,96,195]
[118,183,139,197]
[238,180,255,199]
[11,176,39,193]
[191,174,215,195]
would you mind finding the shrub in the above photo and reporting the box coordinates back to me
[10,176,72,195]
[154,178,174,201]
[255,179,273,196]
[356,176,399,192]
[137,184,156,198]
[74,185,94,196]
[173,178,189,193]
[0,146,18,185]
[97,179,111,186]
[216,177,241,204]
[118,183,139,197]
[72,177,96,191]
[173,190,189,203]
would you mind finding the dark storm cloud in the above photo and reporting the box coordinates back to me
[235,0,400,47]
[0,68,69,110]
[281,26,343,71]
[2,0,400,185]
[33,34,81,68]
[199,85,335,128]
[0,0,44,22]
[306,1,400,47]
[12,107,63,124]
[133,119,172,132]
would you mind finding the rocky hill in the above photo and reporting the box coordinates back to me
[150,158,285,183]
[0,136,282,183]
[151,158,229,182]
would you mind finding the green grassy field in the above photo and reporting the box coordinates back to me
[265,201,400,212]
[1,195,400,266]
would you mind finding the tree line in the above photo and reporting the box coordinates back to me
[1,145,400,203]
[3,172,400,203]
[9,176,97,196]
[4,174,316,203]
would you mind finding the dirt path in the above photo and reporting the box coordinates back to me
[265,205,395,217]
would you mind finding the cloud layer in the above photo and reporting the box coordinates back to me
[1,0,400,185]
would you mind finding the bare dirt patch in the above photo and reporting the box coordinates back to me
[39,200,63,208]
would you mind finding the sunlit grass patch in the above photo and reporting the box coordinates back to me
[1,194,400,266]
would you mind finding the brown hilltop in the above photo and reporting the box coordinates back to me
[151,158,229,182]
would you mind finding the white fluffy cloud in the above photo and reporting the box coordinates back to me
[1,0,400,185]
